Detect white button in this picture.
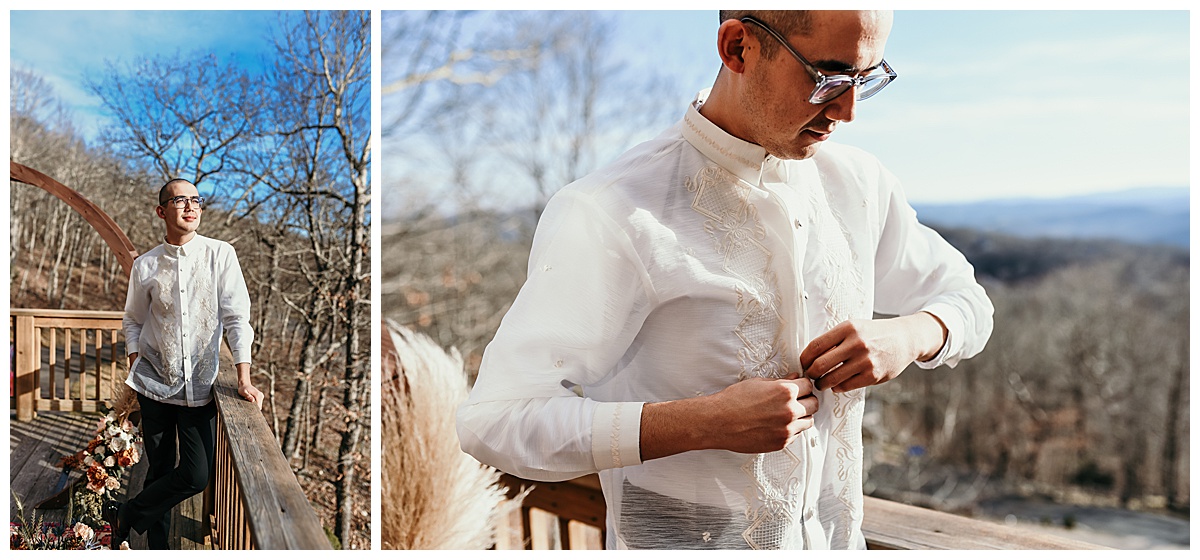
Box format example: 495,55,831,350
554,359,563,368
810,438,817,448
794,219,802,228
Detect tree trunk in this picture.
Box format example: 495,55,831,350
1161,362,1184,510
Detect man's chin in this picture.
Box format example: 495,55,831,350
769,142,822,161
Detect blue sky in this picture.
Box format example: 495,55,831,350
10,11,285,140
608,10,1191,203
9,9,1192,205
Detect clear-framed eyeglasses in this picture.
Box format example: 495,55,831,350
163,196,205,209
740,16,897,105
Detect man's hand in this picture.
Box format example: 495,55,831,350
800,312,947,393
641,374,819,461
238,383,264,410
127,353,139,368
234,362,263,410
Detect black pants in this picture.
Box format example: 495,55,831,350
126,392,217,549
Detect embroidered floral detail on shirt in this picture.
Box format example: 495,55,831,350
685,164,801,549
685,166,789,382
806,174,869,549
610,403,624,469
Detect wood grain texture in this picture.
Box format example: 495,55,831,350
212,350,332,549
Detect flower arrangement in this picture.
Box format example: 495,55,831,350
54,407,143,528
10,491,111,550
59,408,142,496
9,520,110,550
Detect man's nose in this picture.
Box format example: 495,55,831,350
823,88,859,123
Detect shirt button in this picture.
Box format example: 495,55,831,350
794,219,802,229
810,438,818,448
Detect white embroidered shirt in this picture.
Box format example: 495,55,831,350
123,234,253,407
457,91,993,550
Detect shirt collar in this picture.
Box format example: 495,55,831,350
162,234,201,257
682,88,775,185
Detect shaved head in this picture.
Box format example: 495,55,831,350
719,10,814,60
158,178,195,206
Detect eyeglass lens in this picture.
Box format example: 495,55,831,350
813,75,891,104
170,196,203,208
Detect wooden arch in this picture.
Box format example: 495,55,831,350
10,161,140,277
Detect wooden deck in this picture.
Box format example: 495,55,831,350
9,411,209,549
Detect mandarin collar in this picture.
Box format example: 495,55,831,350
162,235,200,257
682,88,782,186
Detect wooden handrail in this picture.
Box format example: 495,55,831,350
210,350,332,550
498,474,1109,550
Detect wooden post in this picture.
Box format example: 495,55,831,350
14,314,37,421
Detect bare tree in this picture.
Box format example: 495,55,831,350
269,10,371,546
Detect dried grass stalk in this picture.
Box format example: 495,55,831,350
380,320,520,549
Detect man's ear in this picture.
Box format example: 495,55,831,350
716,19,751,74
155,205,166,220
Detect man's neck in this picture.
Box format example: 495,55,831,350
697,80,755,148
165,232,197,247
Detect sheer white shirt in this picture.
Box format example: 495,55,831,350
123,234,253,407
458,91,993,549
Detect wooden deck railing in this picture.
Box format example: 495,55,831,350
11,308,125,421
210,355,332,550
10,308,331,549
498,474,1109,550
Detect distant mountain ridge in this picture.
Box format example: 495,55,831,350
912,187,1190,248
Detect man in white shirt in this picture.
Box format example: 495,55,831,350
458,11,993,549
104,178,263,549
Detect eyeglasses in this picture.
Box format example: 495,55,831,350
162,196,205,209
740,16,897,104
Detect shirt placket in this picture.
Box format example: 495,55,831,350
759,160,822,548
177,252,194,406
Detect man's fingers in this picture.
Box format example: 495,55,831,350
779,375,815,397
799,322,850,369
796,394,819,418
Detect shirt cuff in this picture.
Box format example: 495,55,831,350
915,304,961,369
125,339,140,356
591,401,644,470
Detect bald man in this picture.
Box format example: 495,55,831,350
104,178,262,549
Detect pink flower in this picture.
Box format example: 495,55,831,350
72,523,94,541
105,477,120,491
103,456,116,468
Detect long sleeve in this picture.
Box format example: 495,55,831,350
871,165,994,368
457,190,656,481
218,245,254,365
122,262,146,356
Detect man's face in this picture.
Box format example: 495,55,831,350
156,181,203,239
739,11,893,160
